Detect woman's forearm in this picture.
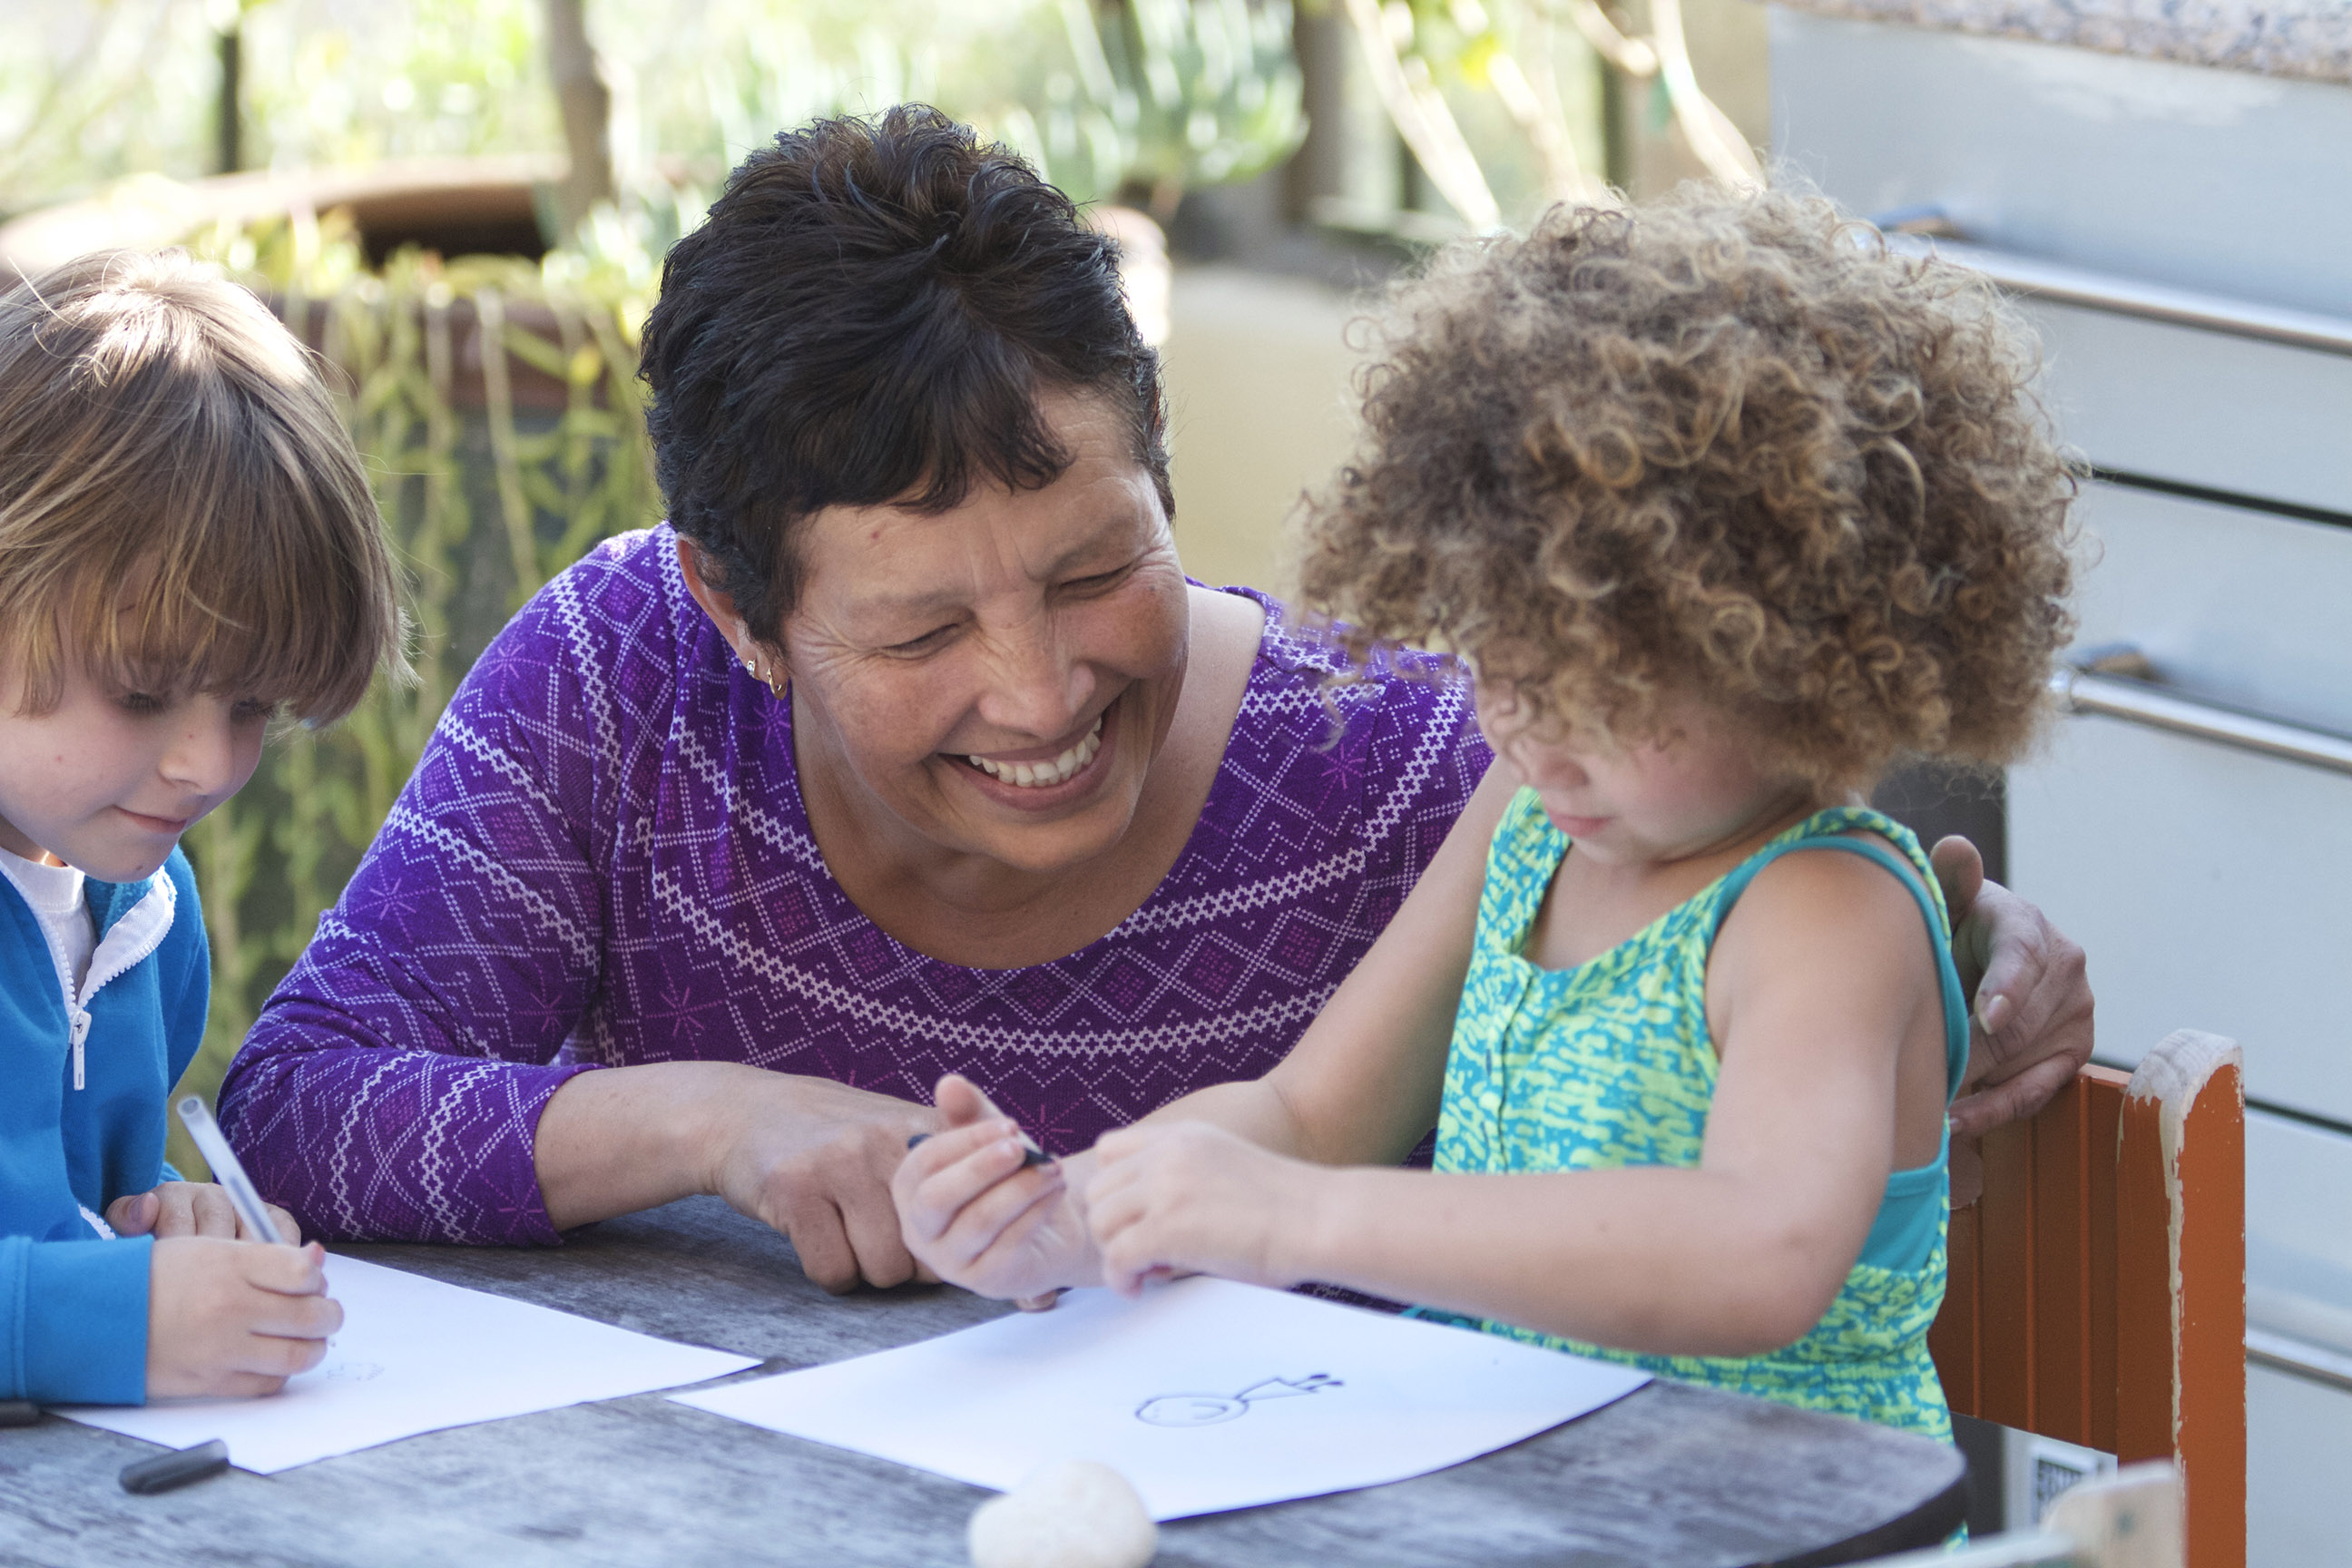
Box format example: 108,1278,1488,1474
534,1063,748,1229
1285,1165,1855,1357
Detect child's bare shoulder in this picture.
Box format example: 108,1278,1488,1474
1720,835,1940,968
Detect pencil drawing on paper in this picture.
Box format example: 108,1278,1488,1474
317,1358,385,1382
1133,1374,1343,1427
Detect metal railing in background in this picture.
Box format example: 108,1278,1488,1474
2246,1328,2352,1396
2052,651,2352,780
1885,232,2352,358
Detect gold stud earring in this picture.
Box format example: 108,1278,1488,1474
740,648,787,701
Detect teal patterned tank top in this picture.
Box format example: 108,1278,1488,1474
1426,789,1969,1442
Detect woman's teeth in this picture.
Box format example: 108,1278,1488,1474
966,716,1104,789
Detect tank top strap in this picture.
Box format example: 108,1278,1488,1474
1475,788,1573,955
1703,807,1971,1101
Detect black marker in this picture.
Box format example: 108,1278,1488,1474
906,1132,1053,1168
119,1438,230,1494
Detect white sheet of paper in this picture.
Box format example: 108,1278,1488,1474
60,1254,760,1473
674,1277,1650,1520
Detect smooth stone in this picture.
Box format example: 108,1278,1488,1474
968,1461,1161,1568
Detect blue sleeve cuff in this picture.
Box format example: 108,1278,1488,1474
6,1235,151,1405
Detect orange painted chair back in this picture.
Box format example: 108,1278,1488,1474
1930,1030,2244,1568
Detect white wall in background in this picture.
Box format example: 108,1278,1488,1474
1159,266,1370,597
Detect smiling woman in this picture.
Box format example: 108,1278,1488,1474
212,110,2094,1294
211,107,1487,1289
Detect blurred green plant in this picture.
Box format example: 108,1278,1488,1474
0,2,220,210
1331,0,1755,231
7,2,1298,222
242,0,561,169
1033,0,1308,213
163,204,670,1176
601,0,1303,217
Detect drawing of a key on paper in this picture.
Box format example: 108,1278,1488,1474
1133,1373,1342,1427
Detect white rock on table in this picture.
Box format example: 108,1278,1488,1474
967,1460,1159,1568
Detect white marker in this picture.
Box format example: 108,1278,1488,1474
174,1096,288,1245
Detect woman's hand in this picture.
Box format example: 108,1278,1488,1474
704,1073,942,1295
535,1063,940,1295
146,1238,343,1399
107,1182,301,1244
1932,837,2096,1142
895,1075,1092,1305
1087,1121,1321,1298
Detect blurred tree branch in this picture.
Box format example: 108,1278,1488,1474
544,0,614,240
1337,0,1758,234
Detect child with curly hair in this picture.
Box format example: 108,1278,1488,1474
894,184,2076,1440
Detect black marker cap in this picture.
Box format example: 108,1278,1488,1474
120,1438,230,1494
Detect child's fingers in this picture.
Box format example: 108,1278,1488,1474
1092,1124,1148,1165
953,1169,1073,1275
241,1289,344,1344
146,1183,201,1238
233,1328,334,1382
257,1201,302,1245
908,1144,1064,1269
895,1118,1027,1240
187,1183,243,1239
930,1073,1005,1132
1081,1167,1147,1259
208,1369,297,1399
1096,1223,1166,1298
103,1190,162,1237
244,1240,333,1298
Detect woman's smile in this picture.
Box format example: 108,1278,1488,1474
955,710,1110,799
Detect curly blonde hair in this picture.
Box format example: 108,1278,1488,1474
1297,184,2077,792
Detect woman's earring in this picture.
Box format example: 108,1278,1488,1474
740,648,786,701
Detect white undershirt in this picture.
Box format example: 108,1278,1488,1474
0,843,96,995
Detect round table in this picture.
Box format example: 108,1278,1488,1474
0,1197,1966,1566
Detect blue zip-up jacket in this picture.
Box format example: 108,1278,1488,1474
0,848,206,1405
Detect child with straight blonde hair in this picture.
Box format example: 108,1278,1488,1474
0,251,404,1403
896,184,2076,1440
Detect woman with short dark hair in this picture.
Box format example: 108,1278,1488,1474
219,107,2091,1290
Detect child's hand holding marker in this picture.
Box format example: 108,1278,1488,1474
895,1075,1093,1308
145,1239,340,1398
139,1098,341,1398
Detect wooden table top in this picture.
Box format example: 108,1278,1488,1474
0,1197,1966,1567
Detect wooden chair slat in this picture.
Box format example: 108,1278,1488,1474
1979,1116,2040,1428
1933,1196,1983,1413
2031,1075,2092,1444
2085,1066,2127,1456
1932,1034,2240,1568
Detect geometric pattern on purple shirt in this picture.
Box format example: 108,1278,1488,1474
219,526,1490,1245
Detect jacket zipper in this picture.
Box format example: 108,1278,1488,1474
57,878,176,1092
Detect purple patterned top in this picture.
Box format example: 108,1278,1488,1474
218,527,1489,1246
